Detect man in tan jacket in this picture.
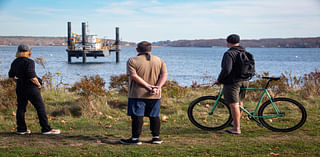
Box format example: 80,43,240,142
120,41,168,145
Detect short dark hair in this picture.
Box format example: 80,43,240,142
226,34,240,44
137,41,152,53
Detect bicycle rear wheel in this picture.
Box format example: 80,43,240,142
188,96,232,131
258,98,307,132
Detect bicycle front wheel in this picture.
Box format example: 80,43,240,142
258,98,307,132
188,96,232,131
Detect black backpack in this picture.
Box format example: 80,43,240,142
238,51,255,79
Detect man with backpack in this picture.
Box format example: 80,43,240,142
216,34,254,134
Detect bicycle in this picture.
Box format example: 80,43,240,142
187,77,307,132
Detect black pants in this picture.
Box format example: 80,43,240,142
132,116,160,138
16,86,51,132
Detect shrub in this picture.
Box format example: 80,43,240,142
299,70,320,98
35,57,67,89
162,80,188,99
108,74,188,100
109,74,128,95
0,77,16,109
70,75,107,97
69,75,107,115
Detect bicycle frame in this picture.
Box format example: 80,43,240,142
209,87,283,119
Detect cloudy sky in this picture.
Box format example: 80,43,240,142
0,0,319,42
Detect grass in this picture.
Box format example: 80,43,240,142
0,88,320,157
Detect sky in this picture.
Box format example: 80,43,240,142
0,0,320,42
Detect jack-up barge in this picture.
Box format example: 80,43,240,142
66,22,120,63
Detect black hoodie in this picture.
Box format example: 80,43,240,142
217,46,248,84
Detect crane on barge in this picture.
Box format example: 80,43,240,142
66,22,120,64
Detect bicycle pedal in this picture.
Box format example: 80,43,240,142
249,117,264,128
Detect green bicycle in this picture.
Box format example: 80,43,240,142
188,77,307,132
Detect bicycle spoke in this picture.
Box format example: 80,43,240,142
188,96,231,131
259,98,307,132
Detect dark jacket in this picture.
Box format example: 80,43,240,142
9,57,38,88
217,46,248,84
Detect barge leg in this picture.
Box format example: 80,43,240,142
115,27,120,63
116,52,119,63
82,52,86,64
68,54,71,63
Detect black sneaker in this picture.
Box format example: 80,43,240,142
151,137,163,144
120,138,142,145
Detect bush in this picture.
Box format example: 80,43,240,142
299,70,320,98
69,75,107,115
70,75,107,98
35,57,67,89
0,77,16,109
108,74,191,99
109,74,128,95
162,80,188,99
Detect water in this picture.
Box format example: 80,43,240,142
0,46,319,87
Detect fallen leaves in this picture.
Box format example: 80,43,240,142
161,115,168,122
48,117,56,121
38,152,48,156
104,124,112,128
105,115,113,119
270,152,280,156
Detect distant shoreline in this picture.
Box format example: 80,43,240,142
1,36,320,48
152,37,320,48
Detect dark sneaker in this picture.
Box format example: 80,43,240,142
151,137,163,144
120,138,142,145
16,130,31,135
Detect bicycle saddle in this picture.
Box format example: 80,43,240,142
262,77,280,80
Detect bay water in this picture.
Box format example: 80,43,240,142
0,46,319,87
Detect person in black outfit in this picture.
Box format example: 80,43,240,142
216,34,249,134
9,44,60,135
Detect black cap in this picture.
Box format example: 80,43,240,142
17,44,31,52
226,34,240,44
